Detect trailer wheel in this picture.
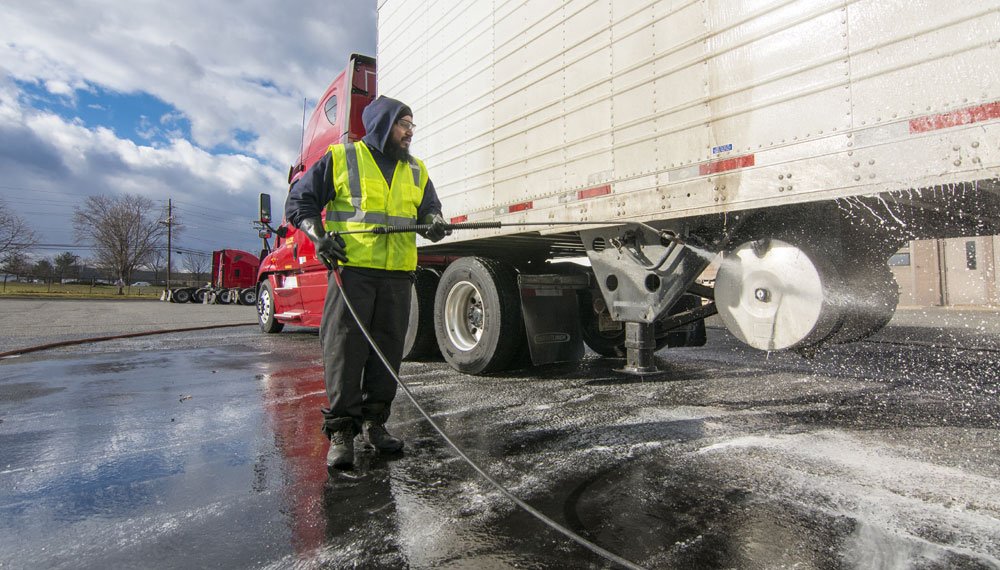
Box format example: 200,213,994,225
716,238,842,351
240,288,257,306
217,289,232,304
258,281,284,333
403,268,441,361
434,257,524,374
173,288,192,304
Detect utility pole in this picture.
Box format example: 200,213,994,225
165,199,173,289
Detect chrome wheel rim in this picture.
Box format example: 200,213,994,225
258,288,271,324
444,280,484,351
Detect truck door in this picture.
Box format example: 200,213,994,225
288,233,327,327
267,233,305,317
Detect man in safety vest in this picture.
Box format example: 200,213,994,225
284,96,448,472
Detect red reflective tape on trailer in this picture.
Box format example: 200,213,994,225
450,215,468,224
509,201,533,213
910,101,1000,133
578,185,611,200
699,154,755,176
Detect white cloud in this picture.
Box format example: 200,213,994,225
0,0,375,163
0,0,376,256
43,79,74,97
0,72,289,255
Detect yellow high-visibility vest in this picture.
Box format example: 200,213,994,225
323,142,428,271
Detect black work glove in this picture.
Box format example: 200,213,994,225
421,213,451,243
298,217,348,269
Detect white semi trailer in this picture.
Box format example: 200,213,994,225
375,0,1000,374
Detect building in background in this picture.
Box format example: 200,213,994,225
890,236,999,307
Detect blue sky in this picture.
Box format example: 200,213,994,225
15,80,194,149
0,0,377,267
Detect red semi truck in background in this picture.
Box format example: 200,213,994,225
165,248,260,305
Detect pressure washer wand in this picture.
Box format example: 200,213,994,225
332,219,689,249
331,220,500,236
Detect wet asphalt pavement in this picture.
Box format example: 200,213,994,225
1,299,1000,569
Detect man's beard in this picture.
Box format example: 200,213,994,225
384,138,410,162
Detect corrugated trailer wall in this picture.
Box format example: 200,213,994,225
376,0,1000,241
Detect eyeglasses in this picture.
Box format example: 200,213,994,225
396,119,416,131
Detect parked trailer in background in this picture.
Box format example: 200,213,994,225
257,3,1000,375
165,249,260,305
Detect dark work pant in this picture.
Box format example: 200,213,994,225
320,267,411,427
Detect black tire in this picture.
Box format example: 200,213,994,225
434,257,525,375
193,288,209,304
827,262,899,344
173,288,192,304
403,268,441,361
217,289,232,304
240,288,257,306
257,281,284,333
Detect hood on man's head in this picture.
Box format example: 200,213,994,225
361,96,412,153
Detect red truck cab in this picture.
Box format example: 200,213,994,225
256,54,376,331
212,249,259,289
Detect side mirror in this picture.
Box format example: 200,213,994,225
259,193,272,224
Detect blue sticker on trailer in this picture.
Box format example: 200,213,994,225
712,143,733,154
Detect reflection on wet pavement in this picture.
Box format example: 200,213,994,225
2,324,1000,569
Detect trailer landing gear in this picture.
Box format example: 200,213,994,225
619,322,658,374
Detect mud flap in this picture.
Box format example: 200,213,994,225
519,274,586,366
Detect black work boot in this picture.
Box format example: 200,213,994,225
323,417,357,471
356,419,404,453
327,428,355,470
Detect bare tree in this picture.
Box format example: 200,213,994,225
182,253,210,285
0,197,39,258
73,194,168,294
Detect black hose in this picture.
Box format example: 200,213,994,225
0,323,257,359
331,268,647,570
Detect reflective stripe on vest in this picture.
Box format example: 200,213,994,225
324,142,428,271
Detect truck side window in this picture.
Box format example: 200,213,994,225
324,95,337,125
